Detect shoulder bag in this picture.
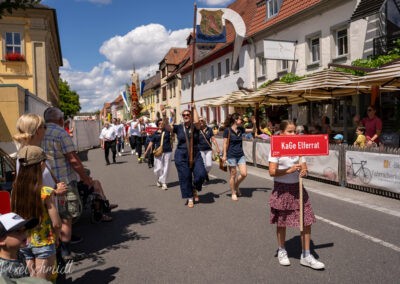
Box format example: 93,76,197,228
153,131,165,157
219,129,230,172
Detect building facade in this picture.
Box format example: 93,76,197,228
0,4,62,152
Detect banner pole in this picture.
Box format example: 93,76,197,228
189,2,197,169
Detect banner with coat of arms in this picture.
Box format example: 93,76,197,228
196,9,226,44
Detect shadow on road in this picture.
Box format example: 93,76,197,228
71,208,156,261
61,266,119,284
284,236,334,260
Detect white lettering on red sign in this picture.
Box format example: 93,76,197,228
298,142,320,149
281,142,297,150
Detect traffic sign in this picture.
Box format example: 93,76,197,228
270,134,329,157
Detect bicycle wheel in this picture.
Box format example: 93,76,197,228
346,164,355,181
359,167,372,184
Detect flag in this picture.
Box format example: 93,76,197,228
121,90,130,111
195,8,245,69
140,80,145,97
196,8,226,44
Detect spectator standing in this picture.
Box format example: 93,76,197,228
42,107,94,261
333,134,344,144
353,126,367,148
268,120,324,270
99,121,117,165
12,145,62,280
354,105,382,147
0,213,38,279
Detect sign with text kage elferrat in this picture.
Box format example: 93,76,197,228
271,135,329,157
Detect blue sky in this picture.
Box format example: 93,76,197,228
41,0,235,112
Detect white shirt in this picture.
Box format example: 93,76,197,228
129,121,141,136
115,124,126,138
99,126,117,141
268,150,303,184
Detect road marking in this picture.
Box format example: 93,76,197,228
316,215,400,253
308,188,400,218
244,166,400,218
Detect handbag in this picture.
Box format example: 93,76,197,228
153,131,165,157
200,128,218,161
220,129,230,172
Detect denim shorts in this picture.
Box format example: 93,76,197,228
226,156,246,167
20,243,56,260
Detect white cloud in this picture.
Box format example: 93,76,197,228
61,24,191,112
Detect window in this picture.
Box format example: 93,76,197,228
217,62,222,78
5,32,22,54
257,56,266,76
210,65,215,80
336,29,348,56
267,0,281,18
225,58,230,75
281,60,288,70
310,37,320,63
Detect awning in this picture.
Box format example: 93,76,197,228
350,59,400,88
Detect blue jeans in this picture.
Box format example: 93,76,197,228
226,156,246,167
20,243,56,260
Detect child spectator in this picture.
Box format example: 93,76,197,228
0,213,38,279
354,126,367,148
333,134,344,144
11,145,62,281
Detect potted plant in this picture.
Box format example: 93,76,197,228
5,52,25,62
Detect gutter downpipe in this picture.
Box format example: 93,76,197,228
248,36,259,167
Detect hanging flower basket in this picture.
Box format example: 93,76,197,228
5,52,25,62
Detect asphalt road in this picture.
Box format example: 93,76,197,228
61,147,400,284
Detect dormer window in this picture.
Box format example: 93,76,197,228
267,0,282,18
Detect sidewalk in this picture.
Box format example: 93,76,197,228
245,164,400,218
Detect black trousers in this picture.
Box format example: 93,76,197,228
104,140,116,164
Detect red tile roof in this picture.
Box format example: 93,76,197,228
176,0,323,74
247,0,322,36
164,47,187,65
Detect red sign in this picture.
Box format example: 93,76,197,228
270,134,329,157
145,127,158,135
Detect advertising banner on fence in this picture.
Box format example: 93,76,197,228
305,150,339,182
346,151,400,193
271,135,329,157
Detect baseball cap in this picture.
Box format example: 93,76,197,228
333,134,344,140
18,145,51,167
0,213,38,238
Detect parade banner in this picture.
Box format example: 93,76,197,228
305,150,339,182
346,151,400,193
145,127,158,135
270,135,329,157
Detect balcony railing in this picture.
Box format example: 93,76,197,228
373,35,400,56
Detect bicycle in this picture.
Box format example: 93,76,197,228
346,157,372,184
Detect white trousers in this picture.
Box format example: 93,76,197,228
200,150,213,173
154,152,172,184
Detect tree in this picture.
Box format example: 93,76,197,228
59,78,81,118
0,0,41,18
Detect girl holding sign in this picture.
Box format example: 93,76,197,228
268,120,325,270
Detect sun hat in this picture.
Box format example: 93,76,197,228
0,213,38,237
333,134,344,140
18,145,51,167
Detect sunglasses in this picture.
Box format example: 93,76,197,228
182,113,191,117
367,109,373,112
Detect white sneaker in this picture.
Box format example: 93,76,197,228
131,150,134,155
135,152,138,156
156,180,162,187
277,250,290,266
161,183,168,190
118,152,122,156
121,149,124,153
300,254,325,270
